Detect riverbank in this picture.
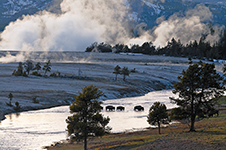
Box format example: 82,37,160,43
1,52,222,122
46,109,226,150
0,52,199,122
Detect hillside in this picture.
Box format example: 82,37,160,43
0,52,193,120
0,0,226,32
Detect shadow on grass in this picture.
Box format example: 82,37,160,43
102,144,142,150
198,131,226,135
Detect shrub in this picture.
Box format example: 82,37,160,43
130,68,136,73
13,102,21,112
50,72,57,77
5,102,13,107
32,96,39,103
31,71,42,76
22,71,28,77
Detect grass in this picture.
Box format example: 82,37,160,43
47,110,226,150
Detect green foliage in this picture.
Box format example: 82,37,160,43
12,62,24,76
32,96,39,103
130,68,136,73
66,85,110,150
6,92,13,106
50,72,57,77
33,62,42,73
22,71,28,77
24,60,34,75
85,42,112,52
170,62,225,131
188,57,192,64
43,60,51,76
113,65,121,80
169,107,189,120
121,67,130,81
13,101,21,112
84,28,226,60
147,102,169,134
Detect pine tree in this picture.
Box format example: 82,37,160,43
113,65,121,80
24,60,34,75
43,60,51,76
66,85,110,150
7,92,13,106
34,62,41,73
121,67,130,81
147,102,169,134
170,63,224,131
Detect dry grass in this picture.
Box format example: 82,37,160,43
47,110,226,150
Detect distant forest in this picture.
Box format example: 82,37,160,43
86,28,226,61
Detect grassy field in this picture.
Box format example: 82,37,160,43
46,109,226,150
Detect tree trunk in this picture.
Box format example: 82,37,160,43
115,74,118,80
123,74,125,81
84,137,87,150
158,122,161,134
190,114,196,132
190,94,196,132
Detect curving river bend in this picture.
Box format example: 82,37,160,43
0,90,176,150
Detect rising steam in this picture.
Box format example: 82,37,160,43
0,0,130,51
128,3,223,47
0,0,223,63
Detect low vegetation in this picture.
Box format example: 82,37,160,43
47,62,226,150
13,102,21,112
47,110,226,150
12,60,52,77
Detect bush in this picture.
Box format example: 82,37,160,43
5,102,13,107
32,96,39,103
13,102,21,112
31,71,42,76
22,71,28,77
50,72,57,77
130,68,136,73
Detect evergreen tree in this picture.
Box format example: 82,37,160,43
43,60,51,76
12,62,23,76
121,67,130,81
113,65,121,80
170,63,224,131
34,62,41,73
7,92,13,106
66,85,110,150
13,102,21,112
147,102,169,134
24,60,34,75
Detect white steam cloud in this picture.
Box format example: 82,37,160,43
0,0,223,63
128,3,223,47
0,0,130,51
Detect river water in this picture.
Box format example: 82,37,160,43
0,90,176,150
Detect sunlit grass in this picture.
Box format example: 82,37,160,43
48,110,226,150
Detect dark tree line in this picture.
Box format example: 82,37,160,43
12,60,51,77
86,28,226,60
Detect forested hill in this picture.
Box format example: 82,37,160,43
1,0,226,32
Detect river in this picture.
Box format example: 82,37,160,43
0,90,176,150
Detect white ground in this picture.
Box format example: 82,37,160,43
0,52,223,120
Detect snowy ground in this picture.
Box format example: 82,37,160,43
0,52,222,120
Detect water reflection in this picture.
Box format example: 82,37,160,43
0,90,176,150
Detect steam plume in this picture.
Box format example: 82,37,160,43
0,1,223,63
128,3,223,47
0,0,129,51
